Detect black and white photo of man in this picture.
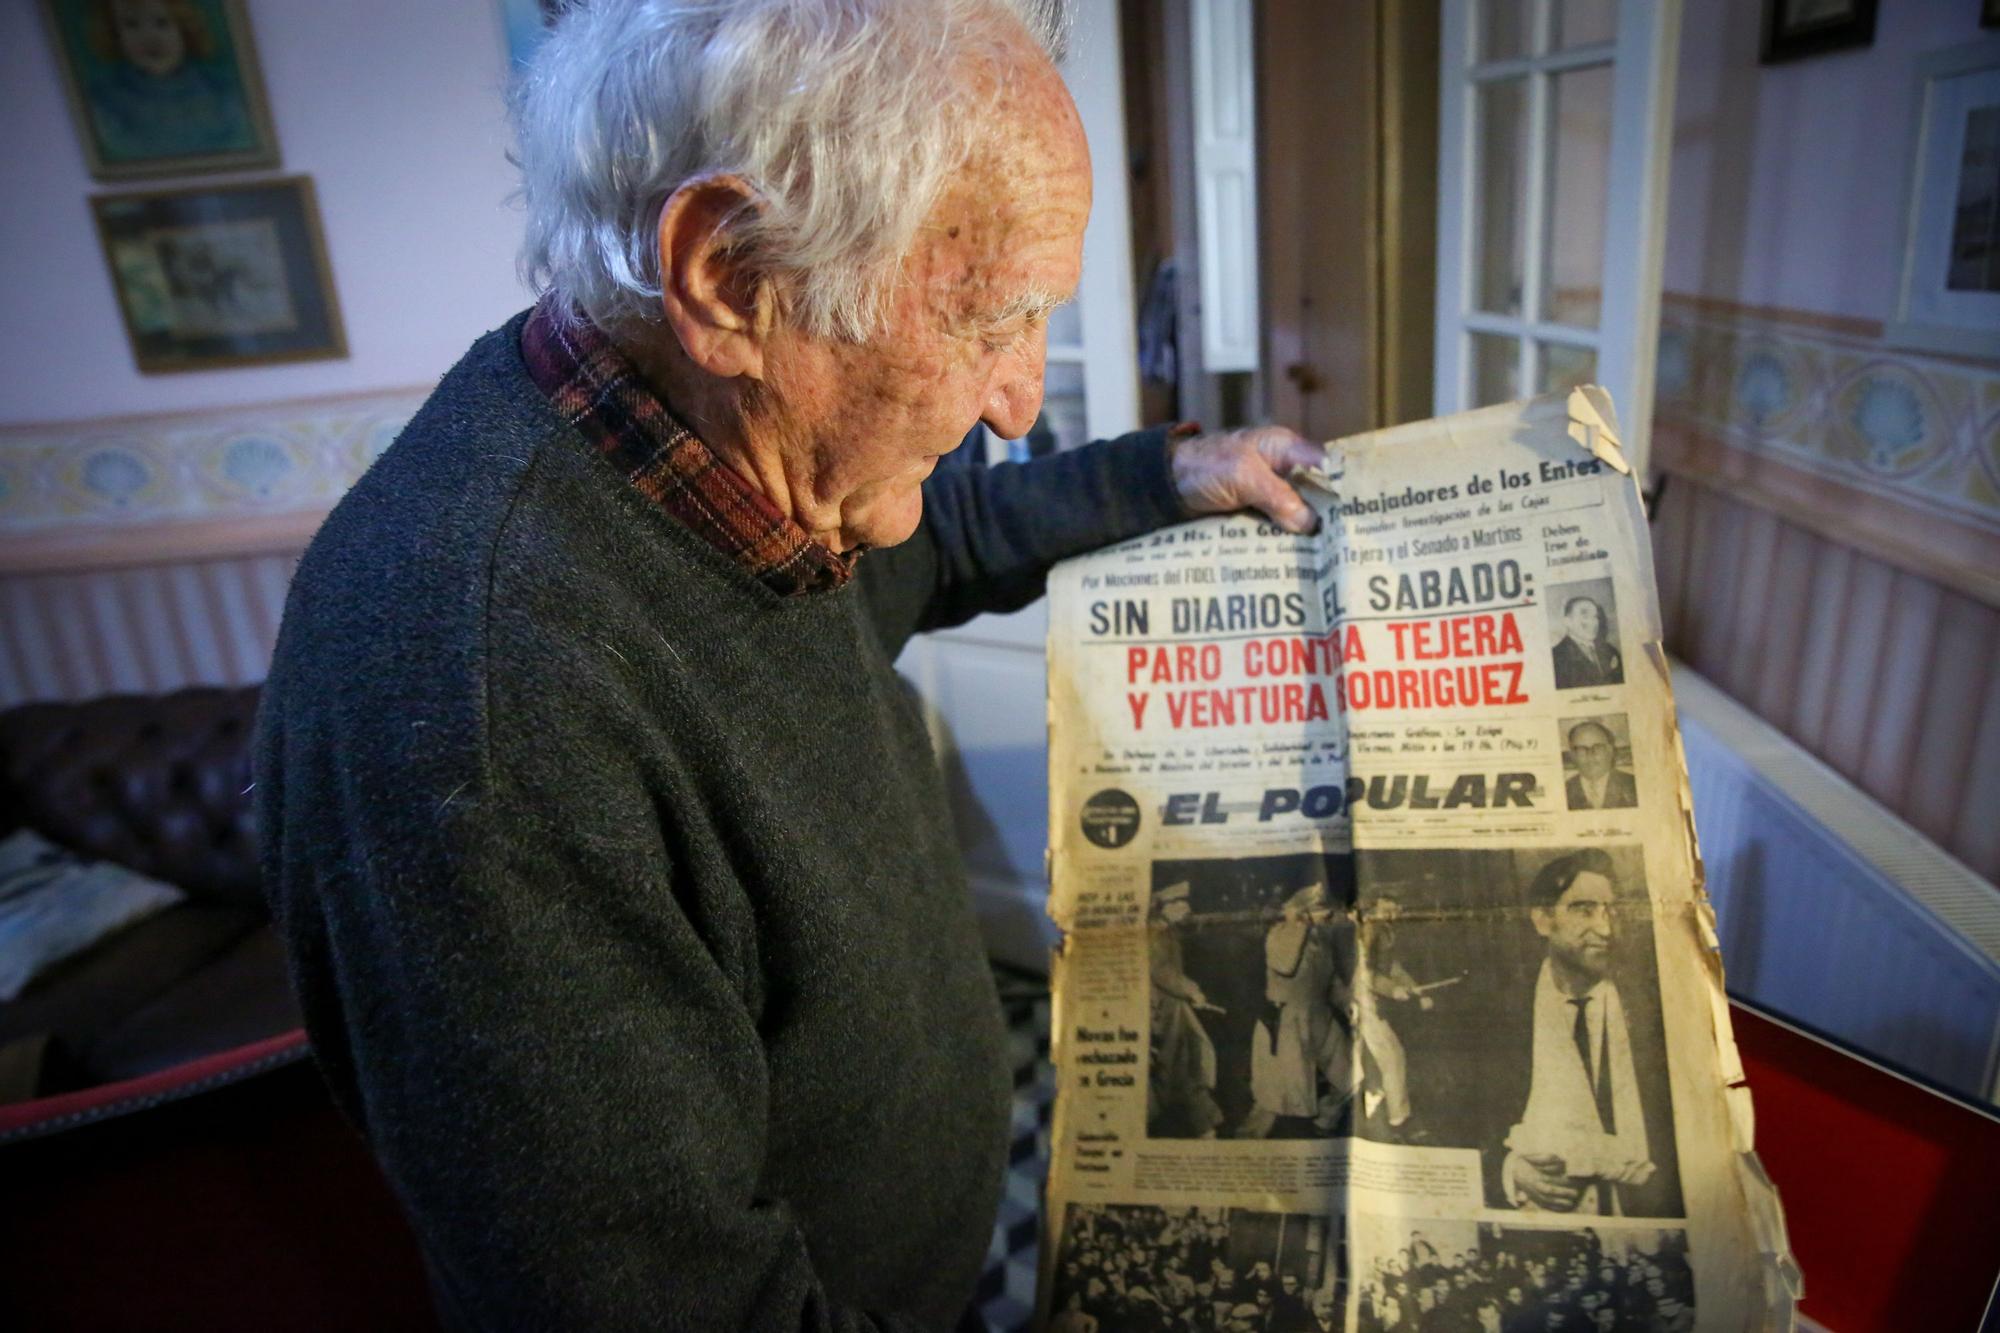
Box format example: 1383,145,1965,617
1149,880,1225,1138
1487,849,1679,1216
1547,578,1624,690
1561,715,1638,811
1352,896,1429,1144
1244,879,1354,1140
1144,854,1359,1141
1334,847,1681,1213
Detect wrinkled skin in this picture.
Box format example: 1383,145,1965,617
635,23,1320,554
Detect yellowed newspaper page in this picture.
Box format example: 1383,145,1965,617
1039,390,1796,1333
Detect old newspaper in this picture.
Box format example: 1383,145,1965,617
1039,390,1797,1332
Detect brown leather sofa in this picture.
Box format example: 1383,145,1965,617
0,686,298,1095
0,686,436,1331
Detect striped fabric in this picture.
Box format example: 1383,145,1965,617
520,299,855,597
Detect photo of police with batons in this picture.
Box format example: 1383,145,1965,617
1039,389,1799,1331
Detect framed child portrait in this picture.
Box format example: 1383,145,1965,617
92,176,346,373
40,0,280,180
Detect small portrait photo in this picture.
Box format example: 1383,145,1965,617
1560,713,1638,812
1147,853,1357,1142
1351,845,1683,1217
91,177,345,373
1046,1202,1346,1333
1546,577,1624,691
39,0,279,179
1351,1215,1695,1333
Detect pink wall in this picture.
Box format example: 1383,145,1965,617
1666,0,1992,320
0,1,533,423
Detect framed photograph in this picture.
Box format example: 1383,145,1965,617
1760,0,1878,64
91,176,346,374
1890,40,2000,357
39,0,279,180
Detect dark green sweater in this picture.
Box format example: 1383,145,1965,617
255,314,1184,1331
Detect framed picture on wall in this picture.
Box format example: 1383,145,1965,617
1890,40,2000,357
39,0,280,180
1760,0,1878,65
91,176,346,374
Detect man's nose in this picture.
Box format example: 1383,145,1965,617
980,335,1048,442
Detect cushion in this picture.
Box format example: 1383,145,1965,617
0,902,263,1048
0,830,184,1002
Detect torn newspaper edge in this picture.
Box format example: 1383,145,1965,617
1040,389,1797,1332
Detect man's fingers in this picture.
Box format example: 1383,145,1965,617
1230,441,1318,534
1271,436,1329,475
1256,470,1318,534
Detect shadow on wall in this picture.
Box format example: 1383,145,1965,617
1685,0,1764,304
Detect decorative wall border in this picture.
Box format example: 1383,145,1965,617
1655,294,2000,535
1655,294,2000,606
0,385,430,540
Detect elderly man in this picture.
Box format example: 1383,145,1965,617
1562,720,1637,811
1484,851,1679,1218
254,2,1319,1330
1550,596,1623,690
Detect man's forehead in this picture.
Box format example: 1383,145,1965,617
1559,871,1614,904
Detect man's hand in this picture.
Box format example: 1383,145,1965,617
1507,1152,1585,1211
1170,425,1326,534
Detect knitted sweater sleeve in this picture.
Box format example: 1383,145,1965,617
856,426,1189,654
261,616,929,1333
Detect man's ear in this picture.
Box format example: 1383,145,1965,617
1529,906,1554,940
655,174,775,380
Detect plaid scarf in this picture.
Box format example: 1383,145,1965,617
519,299,855,596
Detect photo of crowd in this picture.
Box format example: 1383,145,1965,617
1354,1221,1695,1332
1046,1203,1345,1333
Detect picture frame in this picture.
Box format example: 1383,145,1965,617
91,176,347,374
1889,40,2000,358
1760,0,1878,65
39,0,280,180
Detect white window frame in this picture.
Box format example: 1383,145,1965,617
1434,0,1680,477
1189,0,1261,374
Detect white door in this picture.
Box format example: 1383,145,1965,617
899,0,1142,971
1433,0,1680,477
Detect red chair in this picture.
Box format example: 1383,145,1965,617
1732,999,2000,1331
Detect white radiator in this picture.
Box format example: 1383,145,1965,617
1676,662,2000,1103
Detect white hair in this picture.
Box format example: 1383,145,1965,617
512,0,1074,341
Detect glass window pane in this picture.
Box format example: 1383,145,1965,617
1476,78,1529,317
1046,299,1082,348
1480,0,1532,62
1553,0,1616,49
1538,341,1597,394
1472,332,1522,406
1010,359,1087,459
1543,63,1613,329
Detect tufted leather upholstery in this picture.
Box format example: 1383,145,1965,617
0,687,262,908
